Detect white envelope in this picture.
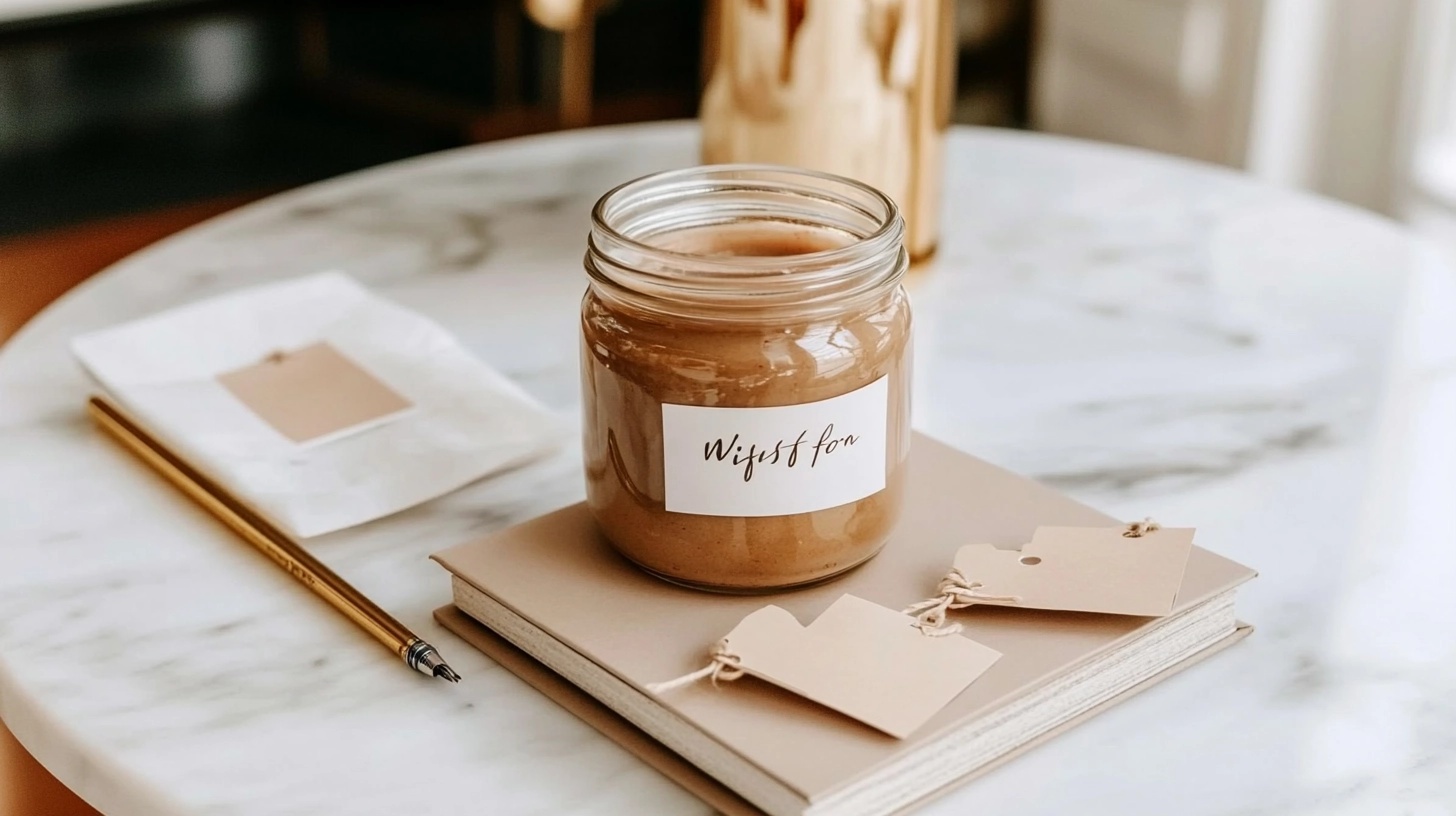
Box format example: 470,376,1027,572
72,271,562,538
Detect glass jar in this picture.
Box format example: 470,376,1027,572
580,165,912,592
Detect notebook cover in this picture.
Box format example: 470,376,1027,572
432,434,1257,802
434,605,1252,816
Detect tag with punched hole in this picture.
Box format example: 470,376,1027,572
653,595,1002,739
951,524,1196,617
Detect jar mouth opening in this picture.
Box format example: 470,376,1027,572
586,165,907,317
590,164,902,273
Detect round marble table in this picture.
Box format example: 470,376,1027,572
3,123,1455,815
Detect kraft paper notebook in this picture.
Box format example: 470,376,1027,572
432,435,1256,816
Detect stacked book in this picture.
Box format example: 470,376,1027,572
433,435,1255,816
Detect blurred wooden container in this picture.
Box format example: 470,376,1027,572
701,0,956,261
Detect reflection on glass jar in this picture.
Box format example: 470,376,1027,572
581,165,913,592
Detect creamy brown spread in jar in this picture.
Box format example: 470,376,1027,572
581,166,912,592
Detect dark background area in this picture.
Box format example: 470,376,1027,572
0,0,1031,238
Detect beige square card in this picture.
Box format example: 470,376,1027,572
217,341,413,444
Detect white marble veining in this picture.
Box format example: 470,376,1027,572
1,123,1453,815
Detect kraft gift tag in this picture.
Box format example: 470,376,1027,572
948,523,1197,618
649,595,1001,738
217,341,413,444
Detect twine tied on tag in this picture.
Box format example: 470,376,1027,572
263,349,288,364
902,568,1022,637
1123,517,1161,537
645,639,744,694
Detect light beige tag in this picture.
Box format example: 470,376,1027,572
217,341,413,444
723,595,1001,738
951,524,1196,617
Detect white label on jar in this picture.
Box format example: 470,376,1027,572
661,377,888,517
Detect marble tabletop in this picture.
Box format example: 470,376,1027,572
2,122,1454,815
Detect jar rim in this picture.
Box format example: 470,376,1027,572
589,163,902,272
586,164,907,319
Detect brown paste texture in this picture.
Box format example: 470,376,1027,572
581,224,912,591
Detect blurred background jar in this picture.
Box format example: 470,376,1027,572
700,0,956,261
